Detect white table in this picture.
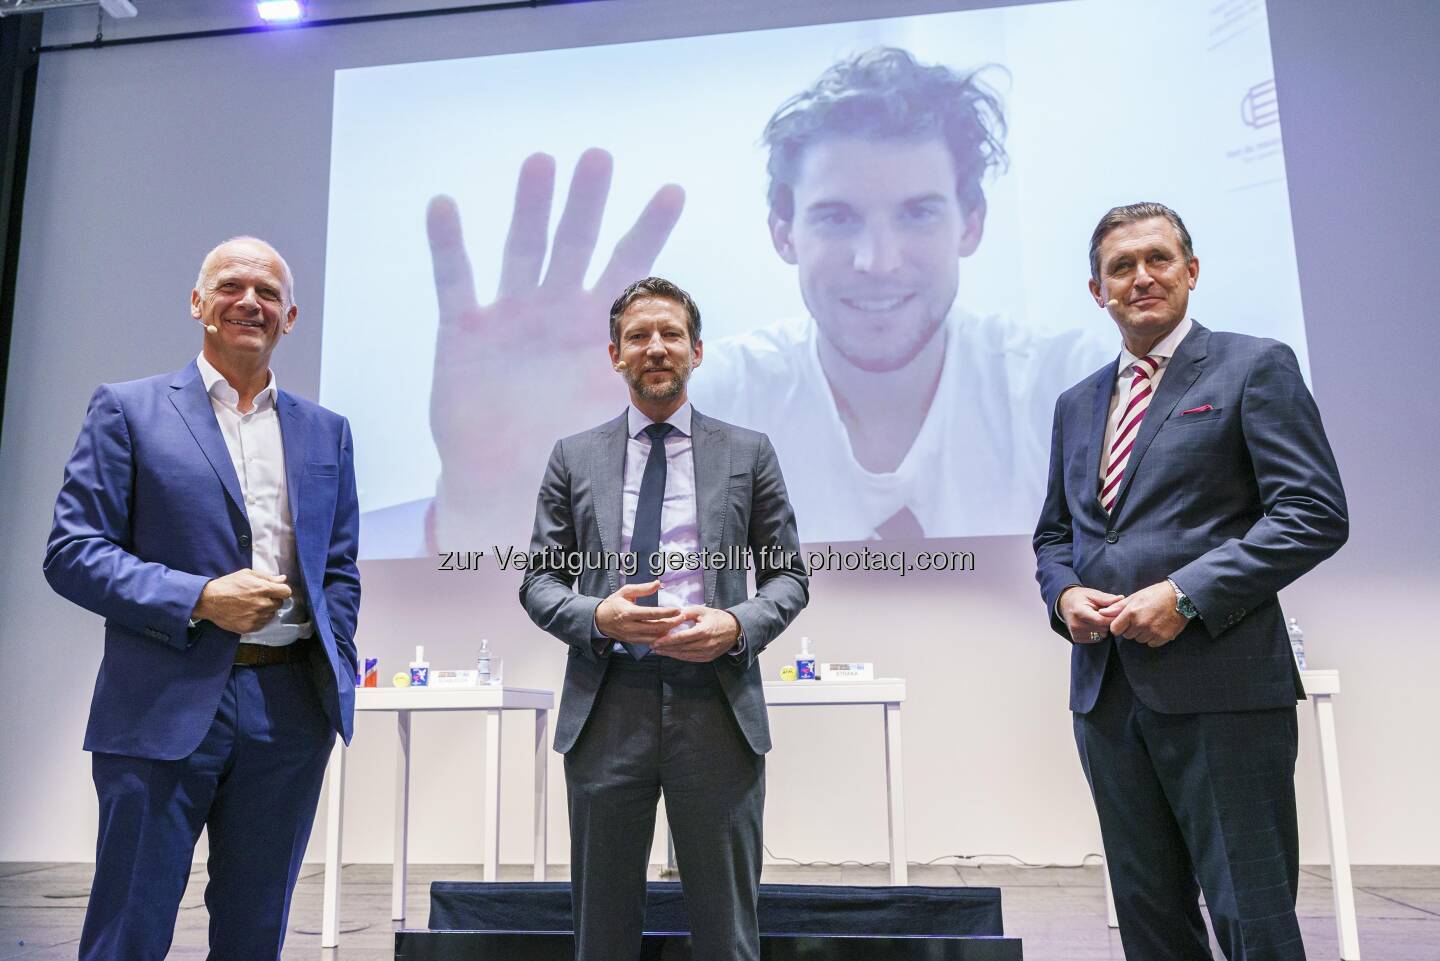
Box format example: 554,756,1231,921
1102,669,1360,959
319,685,554,948
659,678,909,885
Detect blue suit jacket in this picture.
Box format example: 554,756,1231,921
519,409,809,755
1033,322,1347,714
45,360,361,759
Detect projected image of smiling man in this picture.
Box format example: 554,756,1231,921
691,48,1109,540
379,46,1112,557
776,110,977,376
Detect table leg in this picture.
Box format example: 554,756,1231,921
392,710,412,922
533,709,548,881
883,701,909,886
1103,855,1118,928
321,737,346,947
1313,693,1361,959
484,708,503,881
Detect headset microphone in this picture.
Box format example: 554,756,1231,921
199,319,219,334
1105,299,1120,310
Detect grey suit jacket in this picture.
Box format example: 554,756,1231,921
520,408,809,754
1034,322,1348,714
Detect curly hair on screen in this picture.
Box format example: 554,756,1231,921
762,47,1009,221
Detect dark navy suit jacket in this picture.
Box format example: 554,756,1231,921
1034,322,1347,715
45,360,361,759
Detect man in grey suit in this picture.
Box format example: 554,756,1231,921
520,276,809,961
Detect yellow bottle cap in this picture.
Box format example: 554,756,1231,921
392,671,411,687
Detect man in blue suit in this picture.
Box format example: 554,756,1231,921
44,236,361,960
1033,204,1347,960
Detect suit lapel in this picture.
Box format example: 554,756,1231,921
1110,322,1210,517
277,391,306,533
169,362,246,517
691,409,730,606
592,411,629,592
1086,363,1118,501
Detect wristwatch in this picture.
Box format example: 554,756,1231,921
1167,578,1198,620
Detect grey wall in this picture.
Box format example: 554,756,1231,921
1,0,1436,866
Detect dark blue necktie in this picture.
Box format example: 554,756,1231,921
624,422,674,659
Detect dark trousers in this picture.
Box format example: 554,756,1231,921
80,661,334,961
564,655,765,961
1075,652,1304,961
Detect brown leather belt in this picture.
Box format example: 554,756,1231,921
234,641,308,667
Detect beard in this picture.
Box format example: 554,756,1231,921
626,362,690,401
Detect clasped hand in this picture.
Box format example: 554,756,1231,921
594,581,739,663
1060,581,1188,649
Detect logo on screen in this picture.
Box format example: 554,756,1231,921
1241,79,1278,129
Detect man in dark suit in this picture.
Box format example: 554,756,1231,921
1033,203,1347,960
520,276,809,961
45,237,361,960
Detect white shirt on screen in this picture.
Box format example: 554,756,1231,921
196,352,312,646
690,309,1113,542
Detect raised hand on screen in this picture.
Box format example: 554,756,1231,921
426,148,684,548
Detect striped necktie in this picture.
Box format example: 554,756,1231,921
1100,355,1159,514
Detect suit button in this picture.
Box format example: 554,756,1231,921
239,534,251,548
1105,530,1119,544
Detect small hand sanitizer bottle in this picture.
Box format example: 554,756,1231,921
476,638,492,684
796,636,817,681
409,645,430,687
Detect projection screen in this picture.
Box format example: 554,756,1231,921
320,0,1304,558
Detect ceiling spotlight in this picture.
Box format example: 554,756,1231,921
257,0,304,22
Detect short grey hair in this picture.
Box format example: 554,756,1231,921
1088,203,1194,281
195,236,296,304
608,276,701,346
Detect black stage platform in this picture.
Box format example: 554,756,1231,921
396,930,1024,959
403,881,1022,959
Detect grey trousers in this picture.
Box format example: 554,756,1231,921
564,654,765,961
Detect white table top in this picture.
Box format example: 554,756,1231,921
355,685,554,712
763,678,906,705
1300,669,1339,696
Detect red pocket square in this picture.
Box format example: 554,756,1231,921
1180,405,1214,415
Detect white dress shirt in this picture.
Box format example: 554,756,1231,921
1099,317,1194,487
196,353,311,646
621,402,703,619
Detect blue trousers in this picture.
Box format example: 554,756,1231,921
80,662,334,961
1075,652,1304,961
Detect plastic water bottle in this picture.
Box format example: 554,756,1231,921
476,638,492,684
1287,617,1306,670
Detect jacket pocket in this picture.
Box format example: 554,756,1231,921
1167,407,1223,427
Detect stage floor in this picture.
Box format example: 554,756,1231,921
1,861,1435,959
